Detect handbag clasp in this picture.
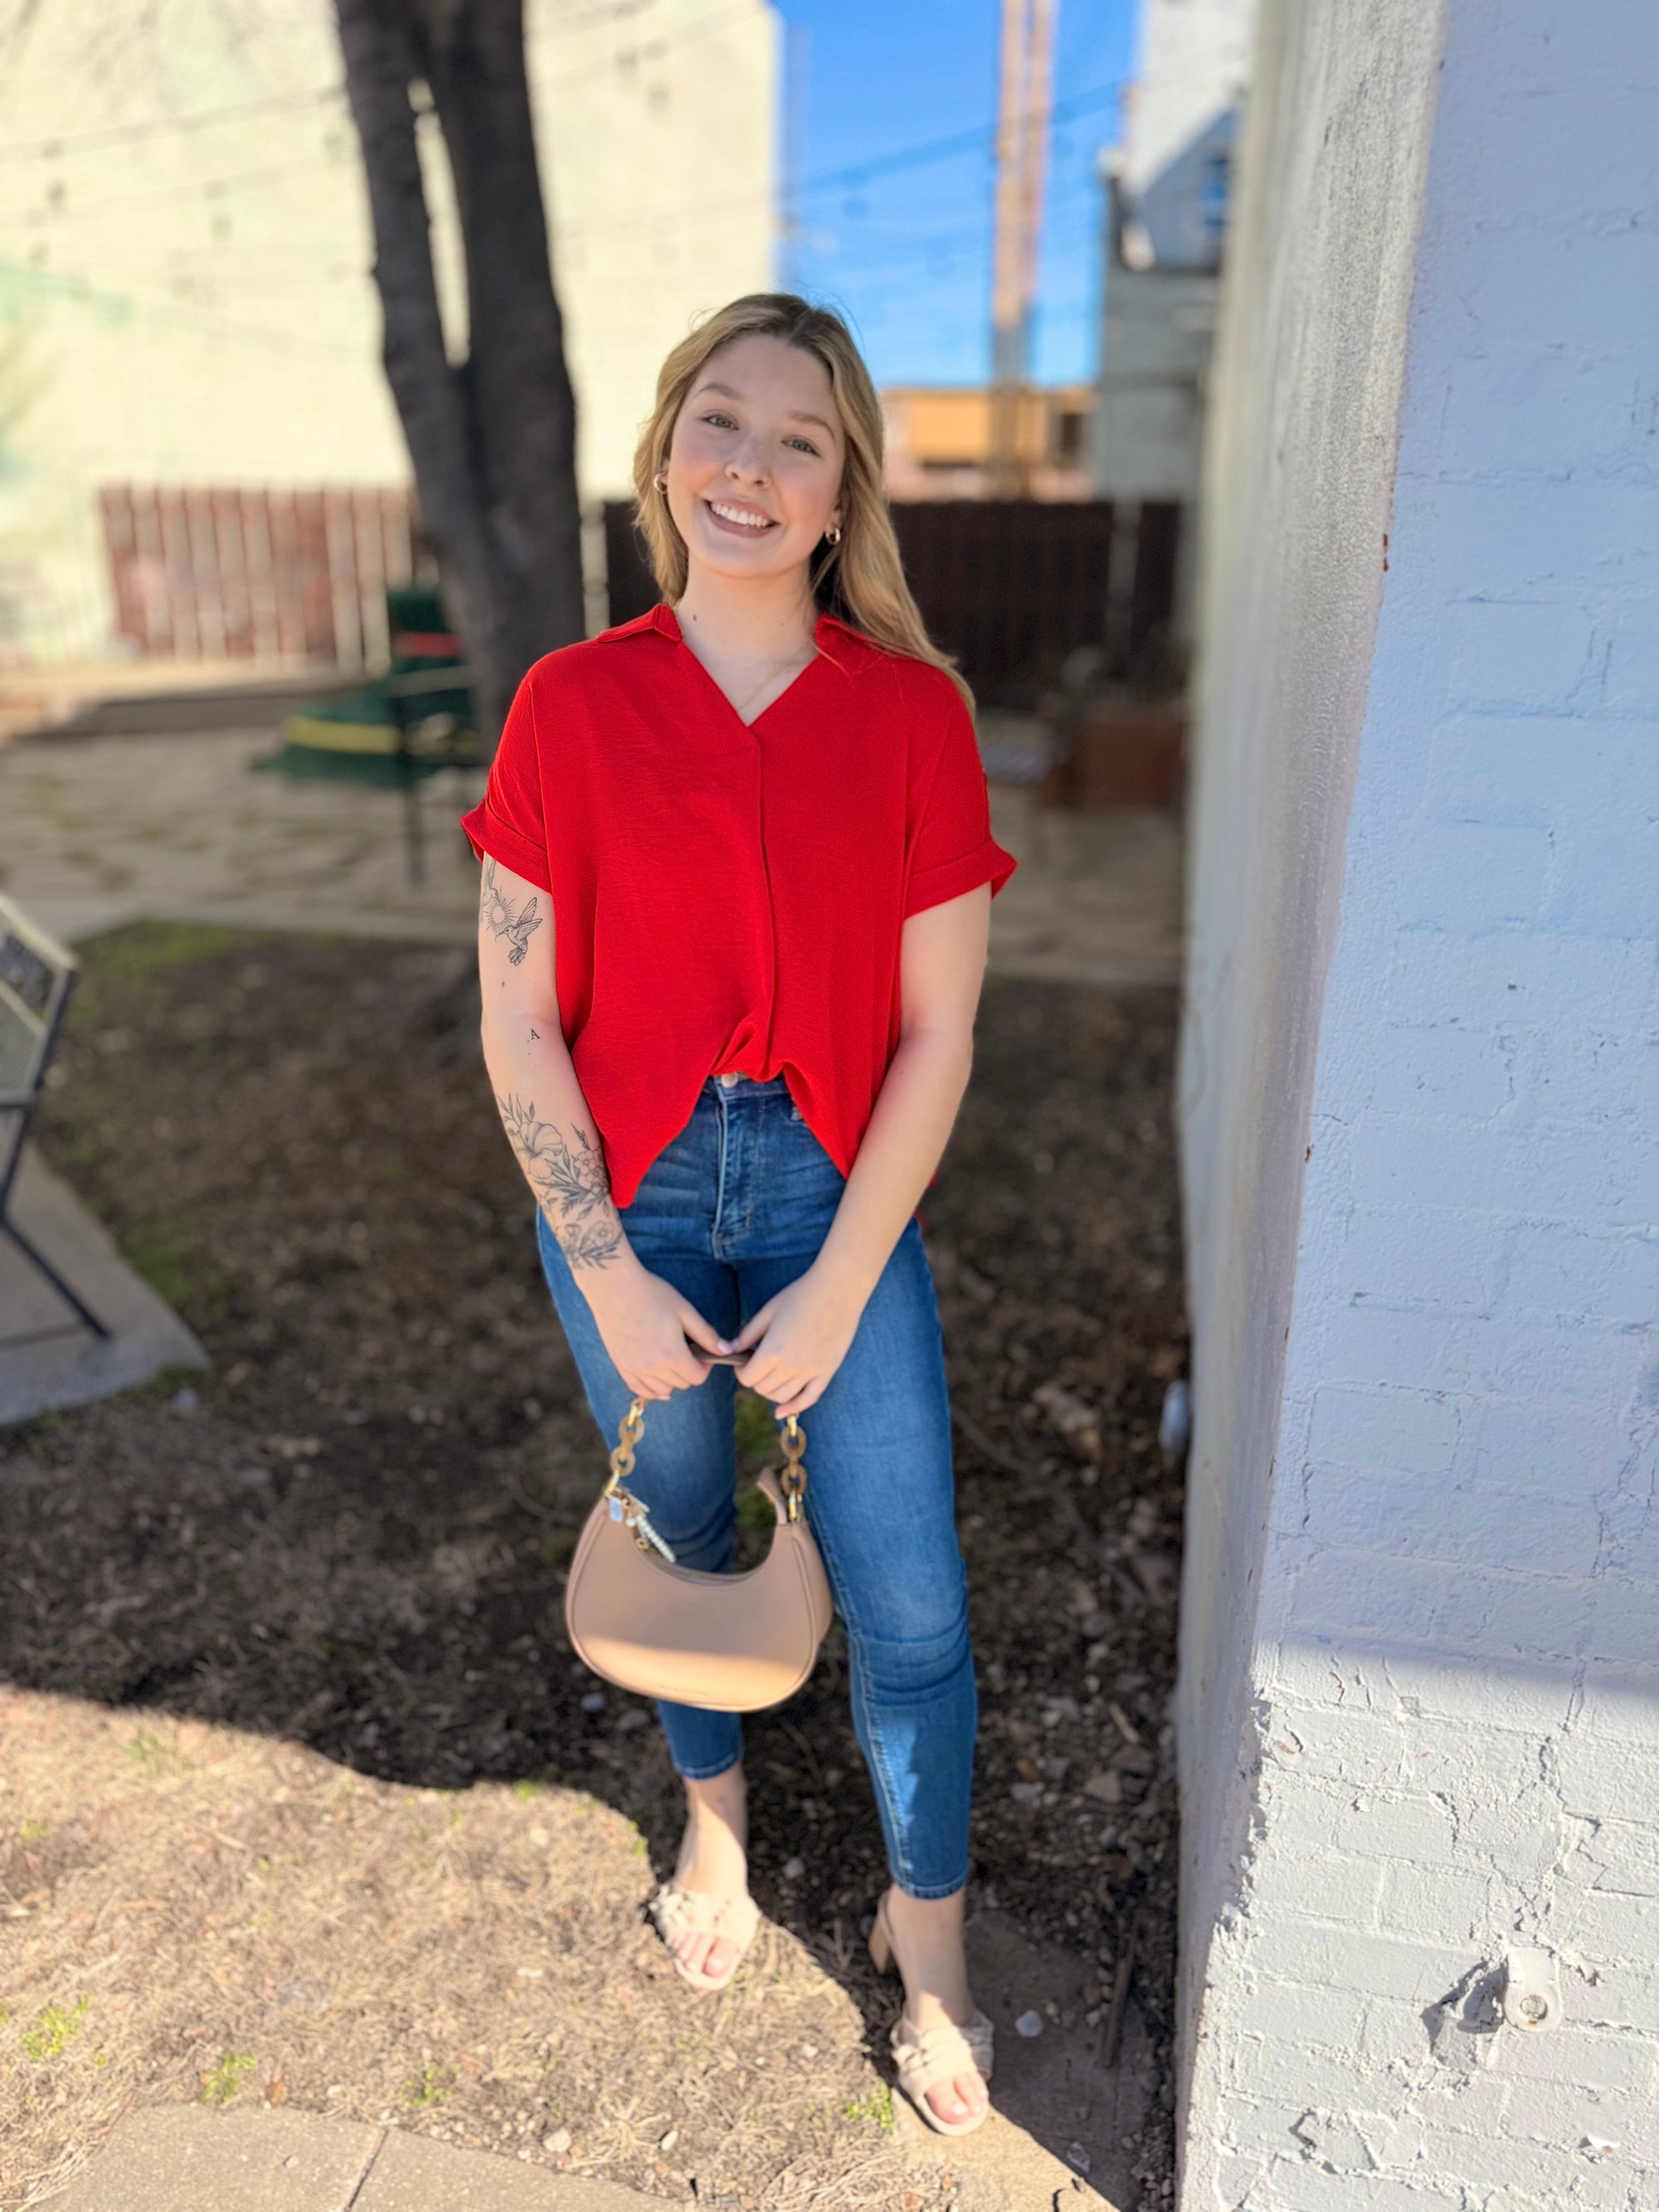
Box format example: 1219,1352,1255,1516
603,1397,678,1561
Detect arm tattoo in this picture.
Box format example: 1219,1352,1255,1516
481,859,543,967
496,1093,622,1271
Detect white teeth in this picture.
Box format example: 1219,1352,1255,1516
708,501,771,529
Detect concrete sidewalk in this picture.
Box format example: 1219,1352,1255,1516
49,2098,1113,2212
51,2107,659,2212
0,1143,207,1425
0,726,1184,991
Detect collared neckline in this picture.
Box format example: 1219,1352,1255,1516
603,601,858,656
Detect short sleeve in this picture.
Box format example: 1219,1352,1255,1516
459,664,552,892
902,680,1020,919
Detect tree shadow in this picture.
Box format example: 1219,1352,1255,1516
1,921,1188,2199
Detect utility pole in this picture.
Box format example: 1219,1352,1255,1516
990,0,1056,498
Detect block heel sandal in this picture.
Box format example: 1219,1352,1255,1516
868,1889,995,2137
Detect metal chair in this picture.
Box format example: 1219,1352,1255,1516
0,897,109,1339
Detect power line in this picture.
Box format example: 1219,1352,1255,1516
0,0,757,167
0,84,345,164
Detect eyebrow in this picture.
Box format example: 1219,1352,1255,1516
692,380,839,437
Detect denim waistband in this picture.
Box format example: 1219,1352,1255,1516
699,1070,791,1099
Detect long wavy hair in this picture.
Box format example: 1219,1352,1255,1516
630,293,974,711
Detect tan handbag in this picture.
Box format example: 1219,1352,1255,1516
563,1395,834,1713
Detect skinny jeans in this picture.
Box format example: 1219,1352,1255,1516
536,1070,976,1900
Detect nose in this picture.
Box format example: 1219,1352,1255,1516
724,429,770,484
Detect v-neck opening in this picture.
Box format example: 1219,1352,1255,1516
660,603,831,732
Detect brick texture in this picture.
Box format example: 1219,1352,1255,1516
1178,0,1659,2205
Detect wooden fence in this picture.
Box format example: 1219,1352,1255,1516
605,496,1183,703
99,485,417,668
100,485,1182,702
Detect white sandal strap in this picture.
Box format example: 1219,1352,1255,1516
649,1882,760,1949
890,2007,995,2093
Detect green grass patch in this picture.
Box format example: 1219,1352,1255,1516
67,919,251,1031
79,919,246,984
20,1995,90,2063
121,1219,197,1310
120,1359,209,1406
733,1393,779,1459
124,1728,182,1772
119,1219,230,1324
401,2062,455,2110
198,2051,258,2104
736,1483,776,1531
843,2085,895,2132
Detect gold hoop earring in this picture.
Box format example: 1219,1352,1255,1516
825,523,843,546
654,471,668,492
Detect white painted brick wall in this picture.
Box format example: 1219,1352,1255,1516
1177,0,1659,2205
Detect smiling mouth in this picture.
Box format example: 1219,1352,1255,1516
704,499,777,534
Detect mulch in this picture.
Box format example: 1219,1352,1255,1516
1,920,1186,2209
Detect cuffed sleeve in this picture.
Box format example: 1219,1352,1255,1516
902,833,1019,918
902,683,1019,919
459,664,552,892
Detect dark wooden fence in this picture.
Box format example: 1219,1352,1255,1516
99,485,416,668
605,497,1181,705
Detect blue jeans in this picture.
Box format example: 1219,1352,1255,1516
536,1071,977,1899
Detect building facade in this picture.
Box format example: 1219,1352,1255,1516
880,383,1096,503
1092,0,1258,642
0,0,777,663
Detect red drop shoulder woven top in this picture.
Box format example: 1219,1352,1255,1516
460,601,1019,1210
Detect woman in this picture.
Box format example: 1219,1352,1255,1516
461,293,1018,2137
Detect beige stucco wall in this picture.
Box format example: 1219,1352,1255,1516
0,0,777,661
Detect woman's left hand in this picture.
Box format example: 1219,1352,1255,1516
723,1263,864,1420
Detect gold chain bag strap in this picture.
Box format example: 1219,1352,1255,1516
563,1396,834,1714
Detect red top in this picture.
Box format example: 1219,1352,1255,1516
460,601,1019,1210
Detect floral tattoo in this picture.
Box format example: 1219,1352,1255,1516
497,1093,620,1271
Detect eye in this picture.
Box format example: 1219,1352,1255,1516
786,435,821,455
703,410,738,430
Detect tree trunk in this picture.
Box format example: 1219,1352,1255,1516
333,0,586,751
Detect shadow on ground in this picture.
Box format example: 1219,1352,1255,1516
0,923,1186,2210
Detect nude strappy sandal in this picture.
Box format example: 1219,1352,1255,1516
647,1876,761,1994
868,1889,995,2137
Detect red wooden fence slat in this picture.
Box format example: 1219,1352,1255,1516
124,486,165,658
95,481,417,665
211,489,252,657
293,490,333,660
182,489,221,659
241,490,280,660
321,487,358,668
100,488,144,654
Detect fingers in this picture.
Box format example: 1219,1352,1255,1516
624,1374,671,1403
626,1339,727,1400
731,1360,823,1421
679,1306,727,1357
727,1300,775,1354
771,1384,823,1420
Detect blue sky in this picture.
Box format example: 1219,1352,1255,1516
770,0,1138,389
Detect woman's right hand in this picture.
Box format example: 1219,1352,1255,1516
582,1261,727,1402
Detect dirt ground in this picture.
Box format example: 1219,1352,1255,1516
0,921,1188,2210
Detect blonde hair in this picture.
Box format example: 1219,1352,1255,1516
630,293,974,712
